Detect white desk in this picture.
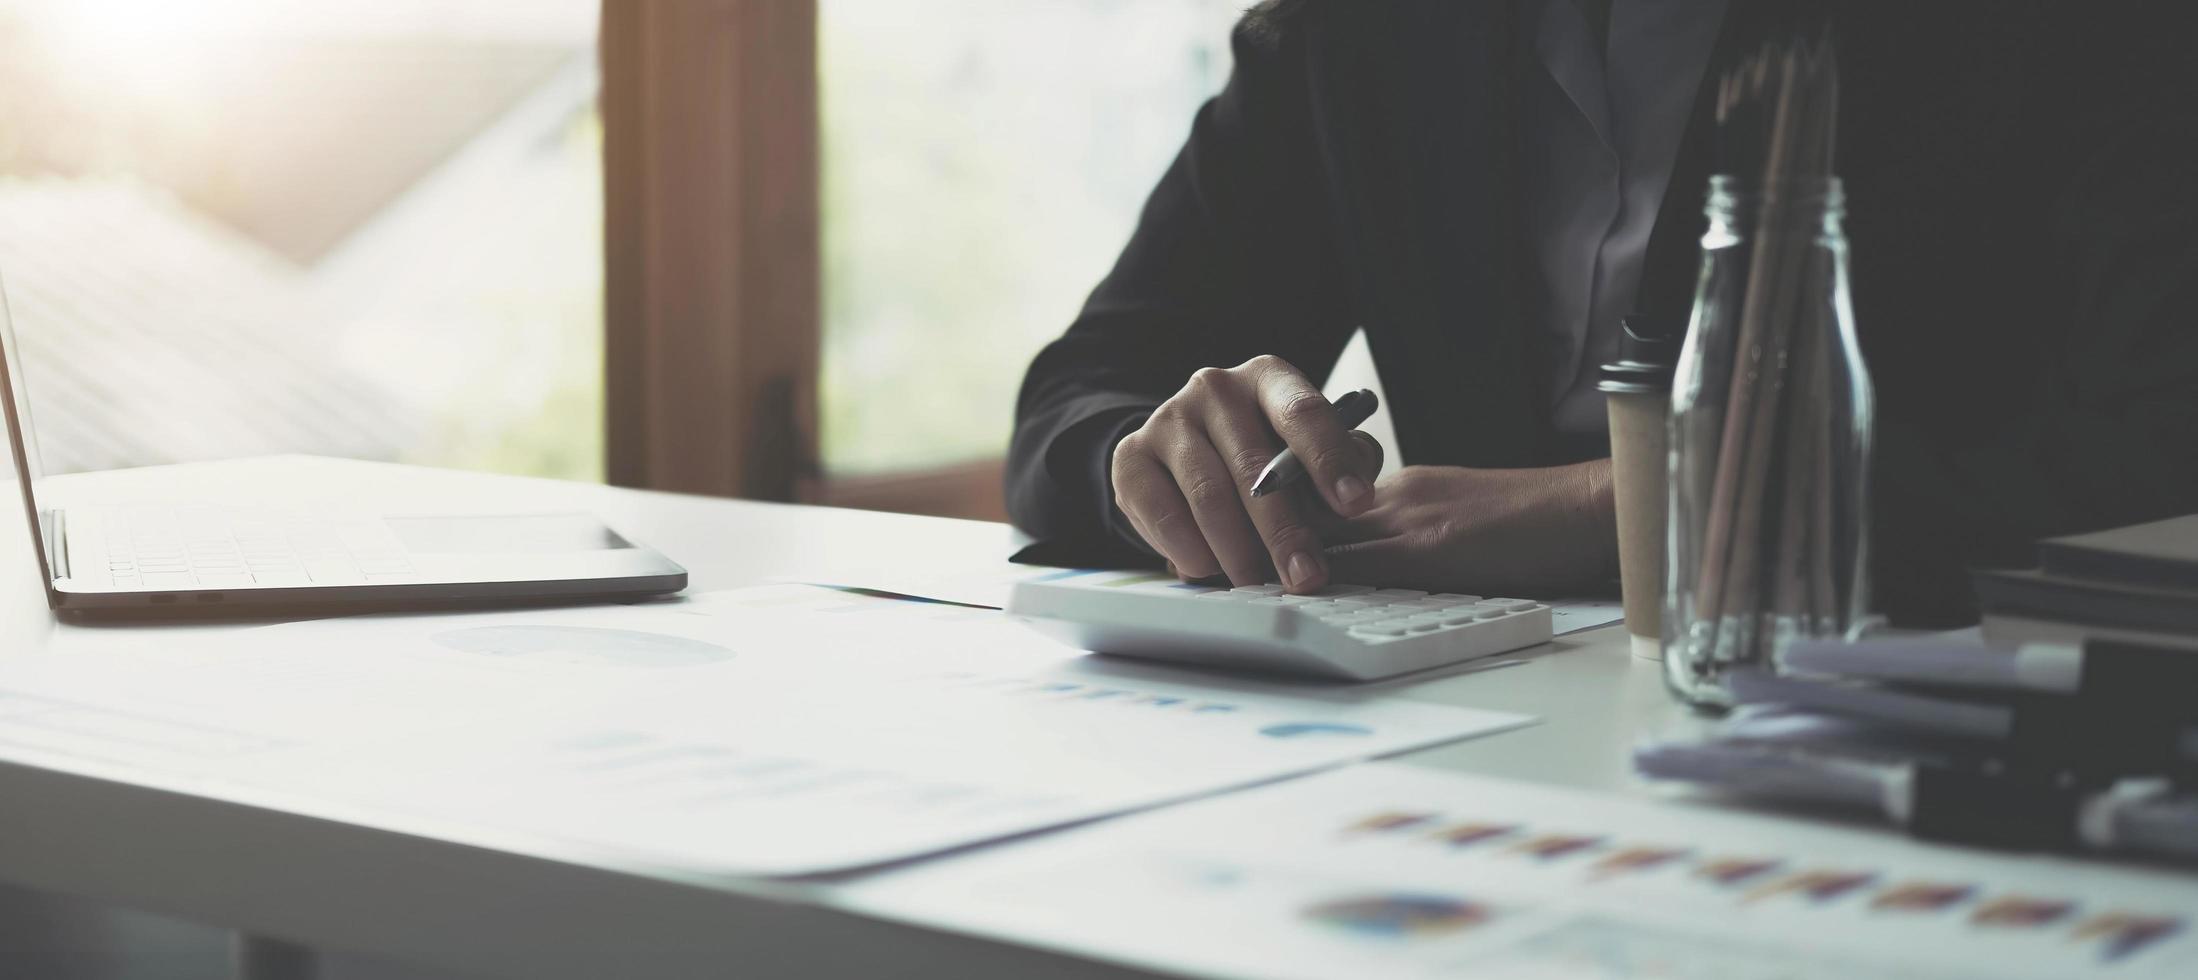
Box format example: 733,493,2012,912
0,456,1702,979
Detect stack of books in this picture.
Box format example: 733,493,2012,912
1633,514,2198,861
1974,514,2198,652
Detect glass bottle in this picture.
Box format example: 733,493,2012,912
1664,176,1873,708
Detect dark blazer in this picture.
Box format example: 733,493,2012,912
1005,1,2198,626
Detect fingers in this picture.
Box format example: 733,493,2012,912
1350,430,1385,475
1248,357,1378,515
1322,536,1417,590
1163,559,1229,586
1110,355,1380,592
1111,438,1222,580
1308,505,1381,545
1200,410,1331,593
1164,440,1277,587
1302,434,1387,540
1115,425,1271,586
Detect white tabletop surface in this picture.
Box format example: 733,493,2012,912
0,456,1726,979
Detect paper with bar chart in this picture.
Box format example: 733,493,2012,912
0,586,1528,876
842,764,2198,979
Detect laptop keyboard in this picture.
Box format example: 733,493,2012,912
102,510,417,590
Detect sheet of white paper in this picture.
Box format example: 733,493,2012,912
0,587,1531,877
842,764,2198,980
1545,598,1624,636
775,563,1073,610
781,564,1628,638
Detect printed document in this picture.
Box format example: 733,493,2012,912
843,763,2198,979
0,587,1530,876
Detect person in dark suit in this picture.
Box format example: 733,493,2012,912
1005,0,2198,626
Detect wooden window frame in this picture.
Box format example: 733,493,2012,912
602,0,821,502
600,1,1006,522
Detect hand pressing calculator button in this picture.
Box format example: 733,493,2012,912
1006,571,1553,681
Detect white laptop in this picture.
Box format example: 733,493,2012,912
1,272,686,615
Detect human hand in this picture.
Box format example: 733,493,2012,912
1110,355,1383,592
1320,461,1618,595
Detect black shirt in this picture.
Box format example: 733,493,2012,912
1005,1,2198,626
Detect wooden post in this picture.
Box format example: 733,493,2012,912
600,0,819,501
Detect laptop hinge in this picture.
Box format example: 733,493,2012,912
40,508,67,581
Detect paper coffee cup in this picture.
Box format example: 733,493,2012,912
1599,315,1679,660
1604,389,1668,659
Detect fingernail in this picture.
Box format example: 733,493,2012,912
1335,475,1370,506
1287,552,1322,590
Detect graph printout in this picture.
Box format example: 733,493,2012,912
0,586,1527,876
843,764,2198,979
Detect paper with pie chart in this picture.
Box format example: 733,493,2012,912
841,764,2198,979
0,586,1530,876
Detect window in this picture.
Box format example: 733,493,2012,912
0,0,603,479
819,0,1241,478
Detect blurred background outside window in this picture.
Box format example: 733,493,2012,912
821,0,1239,478
0,0,1243,506
0,0,605,480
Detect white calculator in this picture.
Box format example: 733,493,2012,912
1007,570,1553,681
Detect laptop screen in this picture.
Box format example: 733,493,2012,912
0,268,57,597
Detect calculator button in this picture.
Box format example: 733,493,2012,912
1368,588,1428,600
1429,593,1483,603
1482,598,1539,612
1311,584,1376,597
1232,584,1287,596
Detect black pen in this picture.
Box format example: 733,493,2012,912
1249,389,1378,498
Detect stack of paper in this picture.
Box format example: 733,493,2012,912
1976,513,2198,651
